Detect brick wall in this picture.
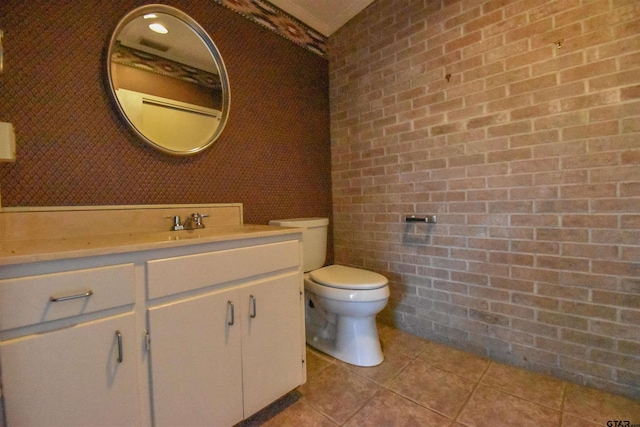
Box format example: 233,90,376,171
328,0,639,398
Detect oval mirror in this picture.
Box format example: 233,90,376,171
107,5,230,156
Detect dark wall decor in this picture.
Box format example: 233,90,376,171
0,0,332,230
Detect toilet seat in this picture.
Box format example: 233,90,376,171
305,265,390,303
310,265,388,290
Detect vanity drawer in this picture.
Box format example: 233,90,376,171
147,240,300,299
0,264,135,331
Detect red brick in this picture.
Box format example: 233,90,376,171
562,330,615,348
444,7,482,30
511,74,558,95
621,150,640,164
463,61,505,82
467,10,505,33
562,121,620,141
539,201,592,216
556,0,612,27
511,130,560,148
512,102,562,121
506,18,553,43
487,94,533,113
528,0,581,22
560,59,617,84
560,183,617,199
594,36,640,62
488,121,532,138
512,240,560,254
446,30,483,53
589,101,640,122
487,174,533,188
531,52,585,76
463,34,505,58
466,86,506,106
467,113,508,129
621,84,640,100
560,91,619,112
485,39,529,63
562,214,618,229
507,46,556,71
563,243,619,259
534,81,585,104
487,67,531,89
584,4,640,33
531,23,583,50
534,170,587,186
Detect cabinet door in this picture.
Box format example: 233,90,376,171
241,272,304,417
0,313,140,427
148,288,243,427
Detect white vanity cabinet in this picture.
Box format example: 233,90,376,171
0,264,141,427
146,239,305,427
0,215,305,427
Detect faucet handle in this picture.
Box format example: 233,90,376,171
191,213,209,228
167,215,184,231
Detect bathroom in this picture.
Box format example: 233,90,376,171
0,0,638,424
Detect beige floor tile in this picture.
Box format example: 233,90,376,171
297,364,381,425
418,342,490,381
561,413,601,427
337,348,413,386
260,398,338,427
387,359,475,418
378,323,430,358
344,389,453,427
306,346,334,377
480,362,565,410
457,385,561,427
563,383,640,425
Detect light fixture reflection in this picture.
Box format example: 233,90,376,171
149,23,168,34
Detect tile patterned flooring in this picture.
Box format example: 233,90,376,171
240,324,640,426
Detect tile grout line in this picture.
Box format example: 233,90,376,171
450,359,494,425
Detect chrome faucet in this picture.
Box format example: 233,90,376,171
183,213,209,230
168,213,209,231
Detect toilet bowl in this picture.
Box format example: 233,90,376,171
268,218,389,367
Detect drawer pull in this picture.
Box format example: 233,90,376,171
49,290,94,302
250,295,257,318
227,301,235,325
115,330,123,363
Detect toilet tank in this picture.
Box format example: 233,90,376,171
268,218,328,272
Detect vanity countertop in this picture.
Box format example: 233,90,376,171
0,224,301,267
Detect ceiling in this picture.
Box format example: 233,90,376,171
267,0,375,36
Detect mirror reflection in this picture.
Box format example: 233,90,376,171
107,5,230,155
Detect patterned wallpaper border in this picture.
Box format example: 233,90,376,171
215,0,327,58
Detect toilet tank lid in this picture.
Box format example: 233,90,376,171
310,265,388,290
269,217,329,228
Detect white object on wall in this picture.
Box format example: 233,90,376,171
0,122,16,162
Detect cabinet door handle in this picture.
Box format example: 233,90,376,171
49,290,93,302
227,301,235,325
250,295,257,318
115,330,123,363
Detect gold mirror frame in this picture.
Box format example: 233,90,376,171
107,4,230,156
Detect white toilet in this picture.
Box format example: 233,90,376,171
269,218,389,367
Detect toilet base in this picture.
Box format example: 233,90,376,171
306,312,384,367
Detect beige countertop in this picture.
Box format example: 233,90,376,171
0,224,301,267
